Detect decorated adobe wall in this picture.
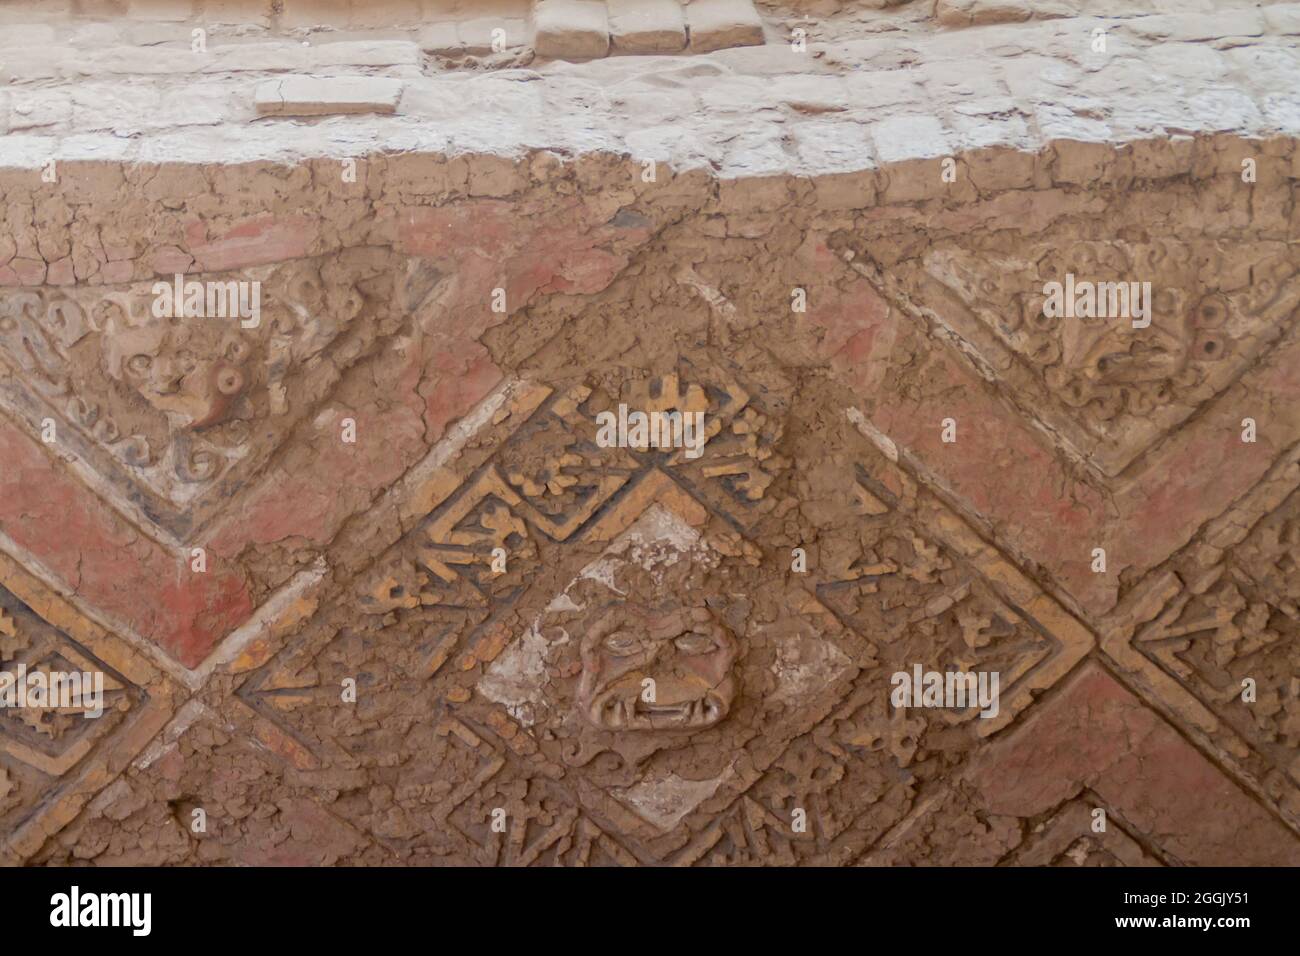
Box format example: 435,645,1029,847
0,0,1298,865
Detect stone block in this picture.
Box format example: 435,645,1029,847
459,16,528,54
532,0,610,60
685,0,764,53
255,76,405,116
608,0,686,54
126,0,194,19
201,0,271,24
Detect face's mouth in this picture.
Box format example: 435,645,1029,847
592,693,727,731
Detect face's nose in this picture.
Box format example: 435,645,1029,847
639,633,694,669
150,358,183,394
639,640,715,697
646,670,707,706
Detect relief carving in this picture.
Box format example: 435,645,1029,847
0,251,398,537
1133,485,1300,809
578,600,738,733
237,366,1094,863
912,238,1300,473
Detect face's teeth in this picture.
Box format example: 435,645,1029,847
596,693,726,731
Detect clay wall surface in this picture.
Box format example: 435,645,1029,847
0,0,1297,865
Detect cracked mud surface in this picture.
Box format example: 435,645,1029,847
0,0,1298,866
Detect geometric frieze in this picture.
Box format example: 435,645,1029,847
884,236,1300,476
238,363,1093,864
0,250,402,541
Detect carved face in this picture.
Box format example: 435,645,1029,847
100,312,251,429
578,602,738,733
1077,317,1188,386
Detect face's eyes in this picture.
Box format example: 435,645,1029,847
225,338,250,363
674,632,719,656
126,354,152,376
602,632,643,657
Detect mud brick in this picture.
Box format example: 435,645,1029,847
685,0,764,53
531,0,610,60
608,0,686,54
255,76,405,116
